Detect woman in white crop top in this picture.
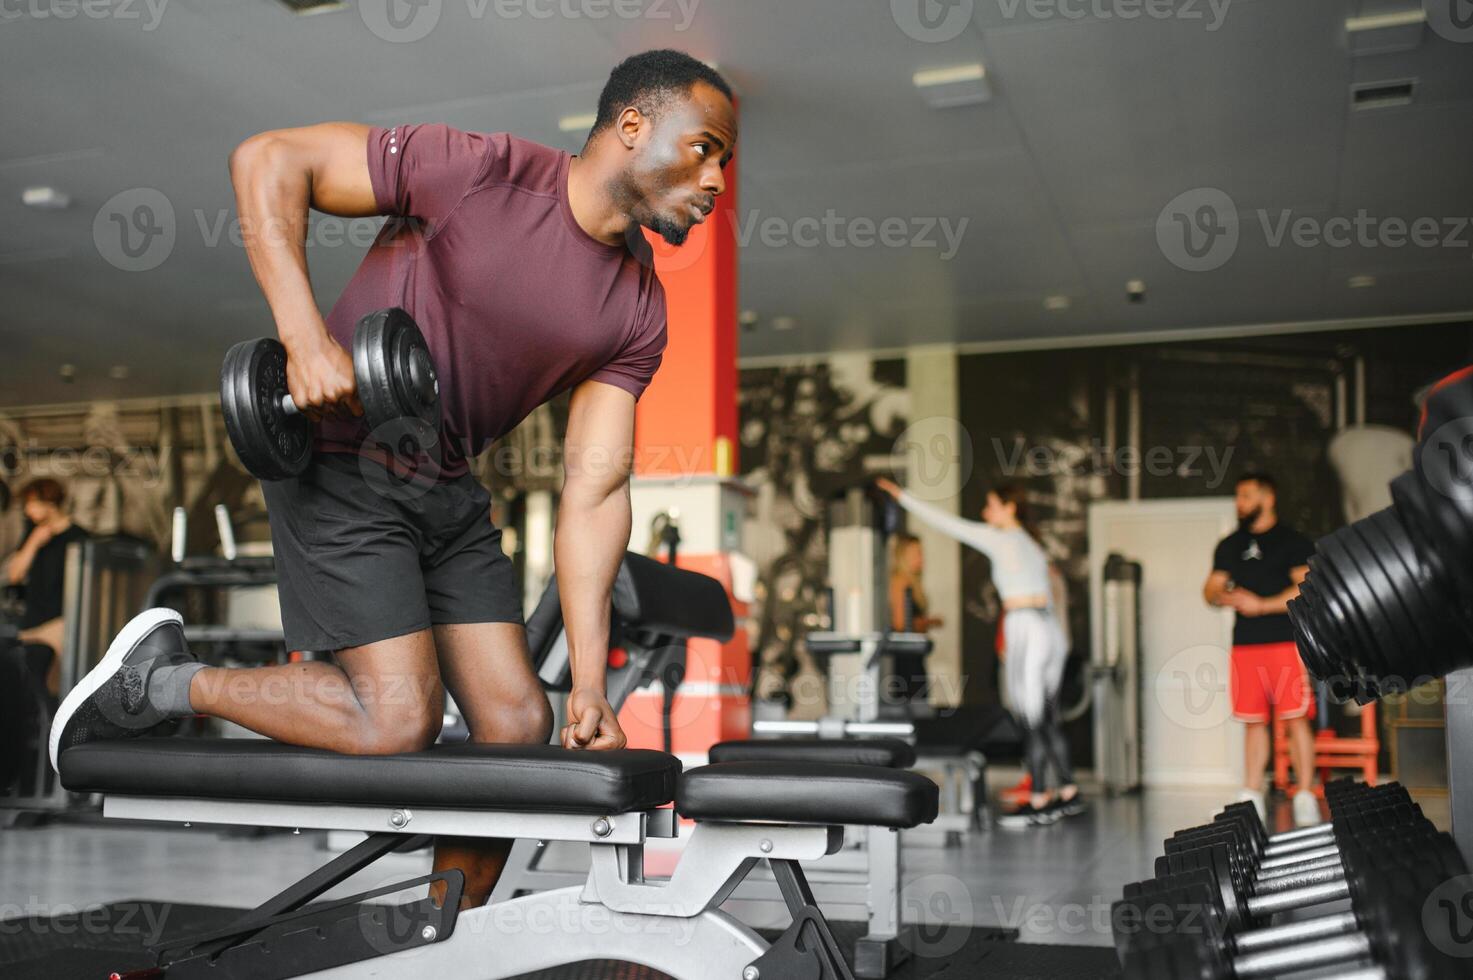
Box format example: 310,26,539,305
876,478,1084,828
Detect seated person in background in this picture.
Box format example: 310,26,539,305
4,478,89,697
888,533,941,705
876,477,1084,828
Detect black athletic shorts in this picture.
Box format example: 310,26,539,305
262,454,522,653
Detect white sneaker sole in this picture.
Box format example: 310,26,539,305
48,607,184,774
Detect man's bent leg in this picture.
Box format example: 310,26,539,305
188,630,445,755
430,621,554,908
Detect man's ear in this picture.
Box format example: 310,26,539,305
616,107,644,150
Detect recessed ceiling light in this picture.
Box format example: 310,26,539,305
771,316,798,331
1043,295,1071,312
739,310,759,327
22,186,70,210
276,0,347,14
1348,274,1377,289
109,365,131,380
913,64,991,109
1345,9,1424,55
59,363,76,382
558,113,598,134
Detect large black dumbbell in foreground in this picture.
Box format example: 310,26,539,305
1288,366,1473,701
1119,859,1469,980
221,308,441,481
1153,786,1425,930
1114,781,1471,979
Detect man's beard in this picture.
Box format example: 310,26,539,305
645,212,691,247
1238,506,1262,530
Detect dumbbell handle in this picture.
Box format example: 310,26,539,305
1268,822,1336,845
1263,830,1334,859
1251,862,1344,896
1233,930,1374,979
1259,843,1339,871
1256,853,1342,883
279,394,300,418
1246,877,1351,918
1232,909,1359,954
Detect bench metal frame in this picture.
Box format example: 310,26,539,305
101,795,860,980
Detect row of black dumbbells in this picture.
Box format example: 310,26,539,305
1112,780,1472,979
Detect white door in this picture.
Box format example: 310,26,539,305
1090,498,1242,788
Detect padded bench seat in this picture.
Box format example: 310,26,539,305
677,762,939,829
708,737,916,769
59,739,680,814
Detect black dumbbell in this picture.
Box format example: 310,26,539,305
1115,832,1461,961
221,308,441,481
1119,859,1469,980
1154,817,1435,933
1287,367,1473,699
1159,790,1431,927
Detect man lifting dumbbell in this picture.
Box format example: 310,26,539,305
1202,473,1320,827
50,50,737,909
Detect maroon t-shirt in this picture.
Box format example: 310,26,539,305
317,124,668,478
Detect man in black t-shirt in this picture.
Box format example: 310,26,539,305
1202,473,1320,827
4,478,89,696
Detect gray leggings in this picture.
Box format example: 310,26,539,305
1004,608,1074,790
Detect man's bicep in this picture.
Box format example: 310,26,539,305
232,122,379,218
306,123,379,217
563,381,637,500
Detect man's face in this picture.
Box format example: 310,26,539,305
1235,480,1272,523
622,82,737,246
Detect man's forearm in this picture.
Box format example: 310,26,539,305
554,486,634,693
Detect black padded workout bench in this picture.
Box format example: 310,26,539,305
59,739,937,979
53,553,941,980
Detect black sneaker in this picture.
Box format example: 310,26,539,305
49,608,196,773
996,801,1059,829
1050,794,1089,819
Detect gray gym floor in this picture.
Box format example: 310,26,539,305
9,773,1438,953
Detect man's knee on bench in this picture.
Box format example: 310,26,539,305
463,695,554,747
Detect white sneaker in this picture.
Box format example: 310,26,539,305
1237,787,1266,825
1293,789,1322,828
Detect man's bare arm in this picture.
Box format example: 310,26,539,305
1203,569,1233,607
228,122,377,417
555,380,638,749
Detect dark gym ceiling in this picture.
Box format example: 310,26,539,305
2,0,1471,405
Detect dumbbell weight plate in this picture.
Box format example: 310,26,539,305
1391,471,1473,646
353,308,442,463
221,338,312,481
1358,509,1459,678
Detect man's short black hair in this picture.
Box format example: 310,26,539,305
589,50,732,140
1237,472,1277,495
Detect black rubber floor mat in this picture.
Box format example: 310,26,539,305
0,900,1026,980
